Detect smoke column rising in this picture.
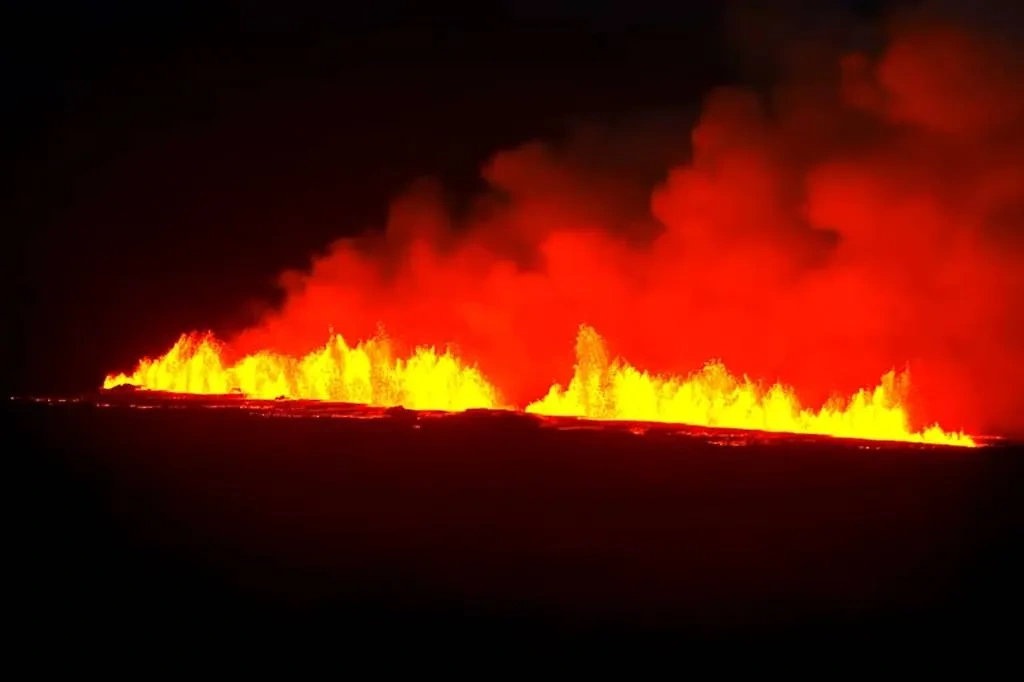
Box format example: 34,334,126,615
233,6,1024,437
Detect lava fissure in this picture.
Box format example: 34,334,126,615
103,325,976,447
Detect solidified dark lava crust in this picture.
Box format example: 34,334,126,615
10,392,1023,646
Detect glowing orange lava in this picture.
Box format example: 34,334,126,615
102,332,501,412
526,326,975,447
103,325,976,447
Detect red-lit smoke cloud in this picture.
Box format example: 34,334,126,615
235,9,1024,436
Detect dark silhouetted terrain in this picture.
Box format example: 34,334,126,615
12,392,1023,647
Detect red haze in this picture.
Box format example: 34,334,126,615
234,13,1024,437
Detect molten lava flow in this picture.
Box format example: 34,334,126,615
525,326,976,447
104,326,976,447
103,332,501,412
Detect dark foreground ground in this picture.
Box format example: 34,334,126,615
11,391,1024,650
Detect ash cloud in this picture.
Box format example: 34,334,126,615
235,5,1024,436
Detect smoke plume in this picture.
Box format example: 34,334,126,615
234,6,1024,436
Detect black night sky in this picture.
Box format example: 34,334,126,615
6,0,907,397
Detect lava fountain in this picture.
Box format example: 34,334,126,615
104,325,976,447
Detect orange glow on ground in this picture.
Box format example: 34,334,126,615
104,325,976,447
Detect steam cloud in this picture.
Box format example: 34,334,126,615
234,6,1024,436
